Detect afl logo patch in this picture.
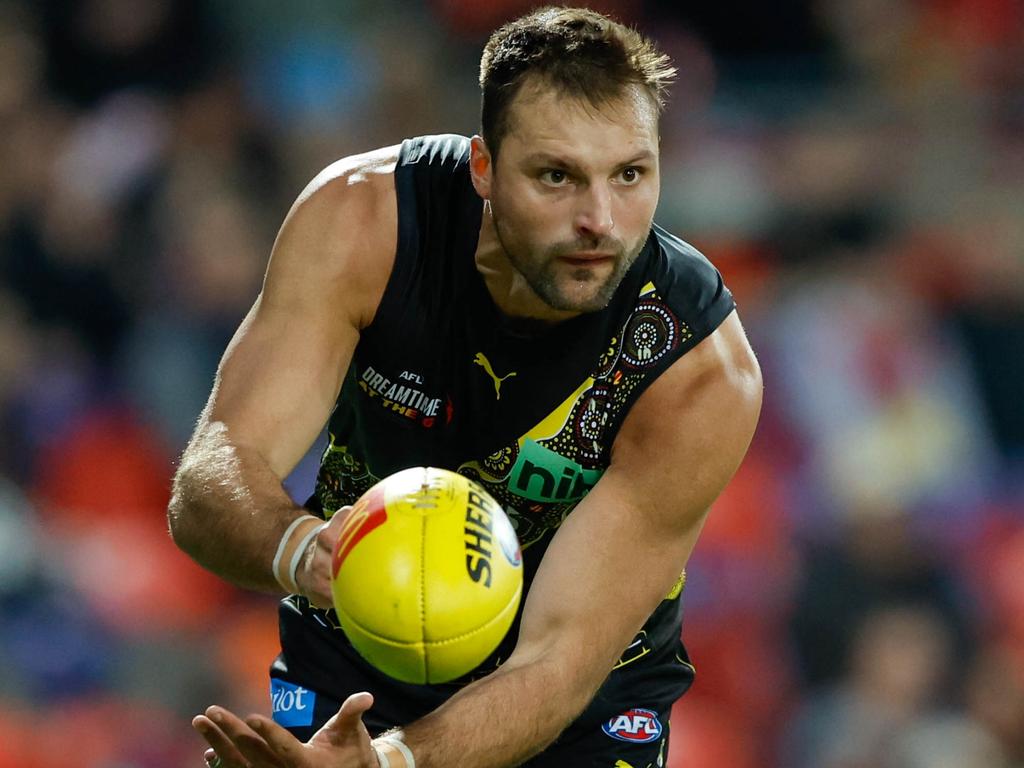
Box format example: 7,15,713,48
602,708,662,743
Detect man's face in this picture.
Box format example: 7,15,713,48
481,81,661,314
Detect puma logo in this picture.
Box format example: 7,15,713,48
473,352,517,400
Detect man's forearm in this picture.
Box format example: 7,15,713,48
168,419,305,594
395,652,600,768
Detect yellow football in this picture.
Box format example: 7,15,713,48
329,466,523,684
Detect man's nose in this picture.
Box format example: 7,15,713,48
573,183,614,240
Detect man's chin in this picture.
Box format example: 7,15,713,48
541,283,617,313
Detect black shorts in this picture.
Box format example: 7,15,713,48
269,628,694,768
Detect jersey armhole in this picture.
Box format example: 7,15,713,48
602,240,737,447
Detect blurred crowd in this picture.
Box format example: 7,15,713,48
0,1,1022,766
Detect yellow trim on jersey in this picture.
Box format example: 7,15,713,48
613,630,651,670
665,569,687,601
520,376,595,442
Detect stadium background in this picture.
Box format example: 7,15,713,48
0,0,1022,765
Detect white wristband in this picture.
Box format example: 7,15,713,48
271,514,320,593
288,520,327,592
373,745,391,768
377,736,415,768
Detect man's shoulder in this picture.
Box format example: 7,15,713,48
649,223,719,277
270,145,403,328
643,223,735,330
302,135,471,197
298,144,403,211
396,134,472,170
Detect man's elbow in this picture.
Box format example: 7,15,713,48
166,469,196,553
165,418,223,554
167,444,215,557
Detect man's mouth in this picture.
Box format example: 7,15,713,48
560,251,615,266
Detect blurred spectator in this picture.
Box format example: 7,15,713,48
767,252,994,528
37,0,221,106
121,176,268,448
965,645,1024,765
889,713,1008,768
781,604,959,768
789,507,973,689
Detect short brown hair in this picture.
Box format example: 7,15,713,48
479,6,676,157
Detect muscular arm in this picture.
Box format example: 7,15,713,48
398,311,762,767
167,148,398,596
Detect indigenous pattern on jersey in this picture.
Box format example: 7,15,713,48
276,134,734,734
457,279,692,547
315,278,694,548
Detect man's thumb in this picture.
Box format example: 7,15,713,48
320,691,374,745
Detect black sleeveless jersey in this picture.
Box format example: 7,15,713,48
276,134,735,727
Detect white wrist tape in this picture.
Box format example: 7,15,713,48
373,745,390,768
377,736,415,768
288,520,327,592
271,514,321,594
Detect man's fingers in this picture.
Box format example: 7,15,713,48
201,707,285,768
246,715,306,762
193,715,250,768
301,505,352,608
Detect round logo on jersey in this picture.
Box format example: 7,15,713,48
621,300,679,370
573,385,611,462
602,708,663,743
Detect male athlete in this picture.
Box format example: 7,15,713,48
171,7,762,768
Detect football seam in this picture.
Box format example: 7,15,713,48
419,496,428,674
335,581,522,647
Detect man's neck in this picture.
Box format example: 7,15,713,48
473,205,580,324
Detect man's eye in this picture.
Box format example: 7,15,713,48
619,167,643,184
541,169,569,185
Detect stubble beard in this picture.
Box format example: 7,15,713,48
493,217,645,314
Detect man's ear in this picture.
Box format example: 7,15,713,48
469,135,493,200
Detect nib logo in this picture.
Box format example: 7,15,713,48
506,439,603,503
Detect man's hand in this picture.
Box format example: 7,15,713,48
193,692,379,768
294,506,351,608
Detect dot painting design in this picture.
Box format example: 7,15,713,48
316,288,692,549
574,385,611,464
456,289,689,547
622,301,679,369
